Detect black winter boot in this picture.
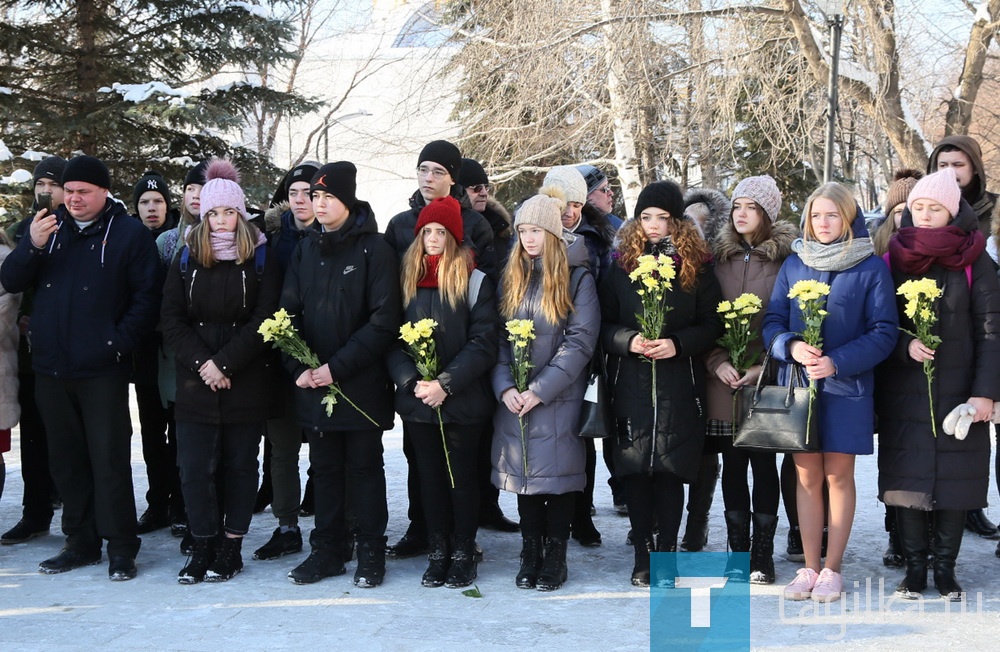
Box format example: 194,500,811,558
883,505,904,568
723,511,751,581
653,536,678,588
681,454,718,552
178,536,215,584
749,513,778,585
895,508,929,600
354,540,386,588
516,536,544,589
631,537,655,587
287,546,346,584
445,536,479,588
421,535,449,587
204,536,243,582
964,508,1000,539
932,509,965,601
536,538,568,591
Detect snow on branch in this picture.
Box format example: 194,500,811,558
99,81,192,103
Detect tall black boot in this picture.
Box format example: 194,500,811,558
895,507,929,600
933,509,965,601
723,510,751,581
631,537,654,587
653,536,678,588
516,535,544,589
681,454,718,552
749,513,778,585
883,505,903,568
536,538,568,591
964,508,1000,539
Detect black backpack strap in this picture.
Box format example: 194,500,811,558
255,244,266,279
179,245,190,275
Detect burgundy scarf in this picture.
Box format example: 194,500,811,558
888,226,984,275
417,254,441,288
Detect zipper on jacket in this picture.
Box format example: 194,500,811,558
241,270,247,309
188,269,198,304
741,250,752,291
650,360,657,473
689,358,703,418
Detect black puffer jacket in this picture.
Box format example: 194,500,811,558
160,242,282,424
387,269,499,425
384,187,499,283
877,201,1000,511
599,244,724,481
280,203,402,432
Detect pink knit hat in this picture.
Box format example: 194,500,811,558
907,167,961,217
199,159,249,220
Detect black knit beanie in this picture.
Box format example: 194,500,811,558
458,158,488,188
183,160,209,188
417,140,461,180
311,161,357,211
33,156,67,186
634,180,685,221
132,171,172,213
62,155,111,189
286,162,320,194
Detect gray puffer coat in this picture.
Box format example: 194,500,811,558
491,236,600,495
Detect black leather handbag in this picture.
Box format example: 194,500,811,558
578,350,613,438
733,336,821,453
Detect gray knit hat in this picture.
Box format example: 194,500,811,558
515,193,565,238
732,175,782,222
542,166,588,205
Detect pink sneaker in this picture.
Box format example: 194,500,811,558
783,568,819,600
811,568,843,603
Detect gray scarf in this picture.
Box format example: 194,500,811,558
792,237,875,272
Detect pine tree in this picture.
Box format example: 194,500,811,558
0,0,318,203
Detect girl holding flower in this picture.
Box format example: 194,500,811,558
491,191,599,592
762,182,897,603
877,168,1000,601
704,176,796,585
386,196,499,589
160,160,282,584
599,181,723,587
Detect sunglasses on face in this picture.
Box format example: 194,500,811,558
468,184,491,193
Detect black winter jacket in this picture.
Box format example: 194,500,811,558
280,203,402,432
1,199,160,379
386,269,499,425
877,201,1000,511
599,246,724,481
384,187,499,283
160,242,282,424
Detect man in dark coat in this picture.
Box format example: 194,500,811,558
0,155,161,581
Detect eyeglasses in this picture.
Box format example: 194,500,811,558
594,185,613,195
417,165,448,180
468,184,491,193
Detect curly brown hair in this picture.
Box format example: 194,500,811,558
615,217,709,292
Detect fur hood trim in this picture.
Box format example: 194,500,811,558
712,218,798,263
684,188,731,244
264,201,289,234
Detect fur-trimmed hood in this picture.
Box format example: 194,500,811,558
684,188,731,244
264,201,289,235
712,217,798,263
482,196,512,238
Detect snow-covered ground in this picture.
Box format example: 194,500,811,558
2,393,1000,650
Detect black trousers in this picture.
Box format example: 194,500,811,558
517,493,575,540
134,383,183,516
307,429,387,549
176,420,261,537
719,437,779,515
16,373,54,525
622,471,685,547
409,421,479,541
476,419,501,512
401,422,425,533
36,374,140,558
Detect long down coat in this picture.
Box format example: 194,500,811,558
877,201,1000,511
599,244,724,482
491,237,600,495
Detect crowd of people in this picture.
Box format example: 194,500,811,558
0,135,999,605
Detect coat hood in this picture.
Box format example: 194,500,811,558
264,201,288,234
309,200,377,253
928,135,989,200
482,196,512,237
684,188,731,244
712,217,797,263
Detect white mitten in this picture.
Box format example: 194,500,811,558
942,403,976,438
992,403,1000,424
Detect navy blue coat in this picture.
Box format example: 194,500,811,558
0,199,160,379
762,214,898,455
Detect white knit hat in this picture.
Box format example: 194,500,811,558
542,166,588,205
732,175,782,222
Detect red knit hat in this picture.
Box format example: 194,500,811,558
415,196,463,243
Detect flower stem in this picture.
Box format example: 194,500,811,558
925,360,937,438
332,384,379,427
437,407,455,489
519,415,528,479
806,379,816,445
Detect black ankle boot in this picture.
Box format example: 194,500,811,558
933,509,965,601
681,454,718,552
204,536,243,582
723,510,751,581
895,507,928,599
653,536,678,588
536,538,568,591
516,536,544,589
631,537,654,587
178,537,215,584
445,536,478,588
883,505,904,568
421,535,449,588
749,513,778,585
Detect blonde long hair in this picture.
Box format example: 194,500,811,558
185,215,259,268
802,182,857,245
500,230,572,323
615,217,708,293
400,228,474,309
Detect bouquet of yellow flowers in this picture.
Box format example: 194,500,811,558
787,280,831,442
259,308,377,424
399,318,454,487
628,254,676,411
897,278,944,437
717,293,764,424
506,319,536,478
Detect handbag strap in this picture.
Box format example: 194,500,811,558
750,333,806,401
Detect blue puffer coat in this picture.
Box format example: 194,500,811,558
761,211,899,455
